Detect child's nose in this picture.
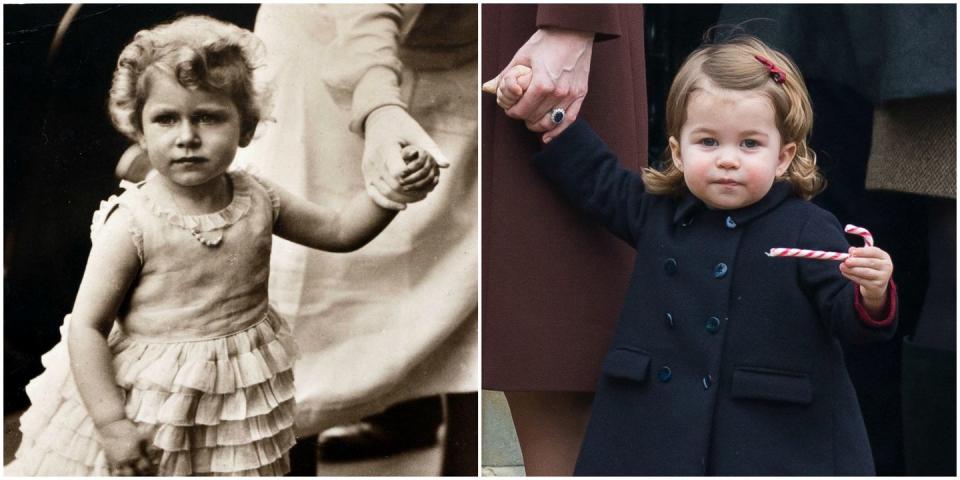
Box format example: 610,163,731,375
716,148,739,169
176,124,200,148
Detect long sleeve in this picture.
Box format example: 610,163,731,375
320,4,408,133
536,5,622,40
533,119,647,246
797,209,899,344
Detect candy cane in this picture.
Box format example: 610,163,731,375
766,224,874,261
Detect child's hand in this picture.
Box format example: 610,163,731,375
839,246,894,315
99,418,160,476
482,64,532,110
398,145,441,195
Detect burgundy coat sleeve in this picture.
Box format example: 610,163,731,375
536,5,622,40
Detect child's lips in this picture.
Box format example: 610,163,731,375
713,178,742,186
172,156,207,165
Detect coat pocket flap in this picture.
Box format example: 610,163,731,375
601,347,651,382
732,367,813,404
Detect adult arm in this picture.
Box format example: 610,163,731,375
323,5,449,210
533,119,647,246
487,5,622,141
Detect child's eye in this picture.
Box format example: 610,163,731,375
153,114,178,126
699,138,718,147
194,113,223,124
741,139,760,149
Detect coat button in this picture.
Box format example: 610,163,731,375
725,216,737,229
665,313,675,329
664,258,678,275
714,262,728,278
657,366,672,383
705,316,721,334
702,374,713,389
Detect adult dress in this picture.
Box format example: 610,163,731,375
236,4,477,435
482,4,648,391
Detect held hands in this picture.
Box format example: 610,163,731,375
839,246,894,315
362,105,448,210
483,65,532,110
98,418,160,476
481,27,594,142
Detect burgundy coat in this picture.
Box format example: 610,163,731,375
481,5,648,391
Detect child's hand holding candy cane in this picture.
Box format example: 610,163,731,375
840,245,894,316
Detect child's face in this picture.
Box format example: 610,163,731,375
138,73,246,189
669,87,796,210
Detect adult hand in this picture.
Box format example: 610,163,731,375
98,418,159,476
362,105,449,210
484,27,594,142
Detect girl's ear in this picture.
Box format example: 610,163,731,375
777,141,797,177
669,136,683,171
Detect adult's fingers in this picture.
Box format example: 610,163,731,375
366,183,407,210
543,96,585,143
414,136,450,168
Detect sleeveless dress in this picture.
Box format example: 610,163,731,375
7,170,299,476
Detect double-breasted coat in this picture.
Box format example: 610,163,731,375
535,121,898,475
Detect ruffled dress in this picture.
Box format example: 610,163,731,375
7,170,300,476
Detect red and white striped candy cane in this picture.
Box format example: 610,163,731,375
766,224,874,261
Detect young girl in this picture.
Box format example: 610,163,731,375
491,36,897,475
8,15,440,476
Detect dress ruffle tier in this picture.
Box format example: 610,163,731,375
8,310,299,476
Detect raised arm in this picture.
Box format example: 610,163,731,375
533,119,648,246
68,208,156,475
265,175,398,253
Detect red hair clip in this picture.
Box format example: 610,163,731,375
755,55,787,84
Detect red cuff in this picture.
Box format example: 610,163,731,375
854,279,897,327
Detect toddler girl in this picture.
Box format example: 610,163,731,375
492,36,896,475
8,15,439,476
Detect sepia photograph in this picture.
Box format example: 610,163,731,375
5,3,477,476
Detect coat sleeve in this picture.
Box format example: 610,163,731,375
533,119,647,246
796,209,898,344
319,4,408,134
536,5,622,40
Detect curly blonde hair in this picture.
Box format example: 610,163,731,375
644,35,825,200
108,15,268,144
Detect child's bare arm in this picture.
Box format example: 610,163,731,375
268,177,400,252
68,208,156,474
839,246,894,316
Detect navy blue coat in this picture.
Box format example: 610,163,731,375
534,120,898,476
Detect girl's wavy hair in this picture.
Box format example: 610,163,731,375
108,15,268,144
644,33,825,200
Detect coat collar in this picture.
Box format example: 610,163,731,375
672,181,795,226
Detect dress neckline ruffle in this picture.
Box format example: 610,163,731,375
123,171,254,233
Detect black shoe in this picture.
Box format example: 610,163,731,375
318,396,442,462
